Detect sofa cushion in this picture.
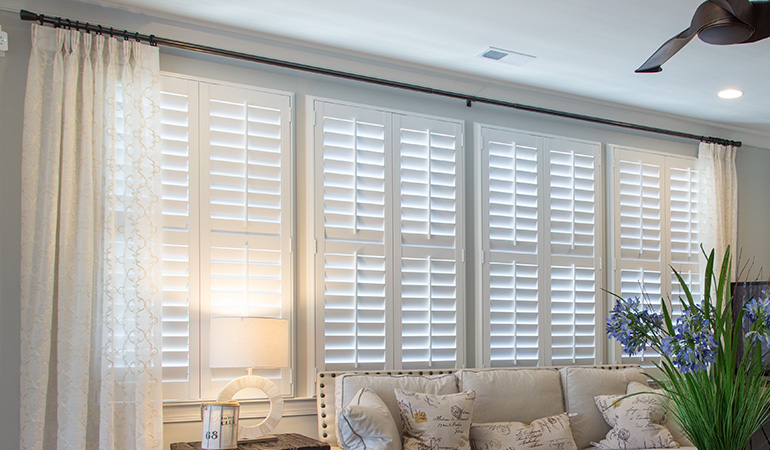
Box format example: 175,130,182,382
337,388,400,450
592,393,677,449
470,413,577,450
396,389,475,450
458,368,564,423
335,373,458,439
559,367,648,450
626,381,694,447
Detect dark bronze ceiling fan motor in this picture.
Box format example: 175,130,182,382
636,0,770,73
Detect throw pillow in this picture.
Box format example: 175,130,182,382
627,381,694,447
338,388,401,450
592,393,678,449
395,389,476,450
470,413,578,450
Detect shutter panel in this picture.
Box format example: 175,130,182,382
316,102,392,370
617,153,662,262
199,83,292,397
159,76,200,401
480,127,541,366
611,147,699,363
395,114,464,369
668,161,700,318
546,138,601,365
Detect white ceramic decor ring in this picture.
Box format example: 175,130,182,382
216,375,284,439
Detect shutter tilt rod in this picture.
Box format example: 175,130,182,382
19,9,742,148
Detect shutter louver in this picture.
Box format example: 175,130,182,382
317,103,391,370
200,83,292,397
481,128,541,366
396,116,463,369
546,139,600,365
160,77,198,400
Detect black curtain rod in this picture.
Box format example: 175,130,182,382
20,9,742,148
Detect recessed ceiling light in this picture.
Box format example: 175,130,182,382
717,88,743,99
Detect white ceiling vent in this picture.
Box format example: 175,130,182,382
477,47,536,66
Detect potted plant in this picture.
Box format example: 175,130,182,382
606,247,770,450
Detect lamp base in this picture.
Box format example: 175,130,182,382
216,375,285,440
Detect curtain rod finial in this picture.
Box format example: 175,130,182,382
19,10,39,22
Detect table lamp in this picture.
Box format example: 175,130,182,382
209,317,290,441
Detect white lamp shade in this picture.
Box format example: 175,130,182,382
209,317,290,369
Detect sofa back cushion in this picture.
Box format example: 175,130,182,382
335,373,459,444
457,368,564,423
559,367,648,450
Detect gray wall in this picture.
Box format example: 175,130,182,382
2,2,770,448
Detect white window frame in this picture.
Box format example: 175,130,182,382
160,73,295,402
607,144,699,364
474,123,604,368
310,97,466,372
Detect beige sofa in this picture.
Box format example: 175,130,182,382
316,364,696,450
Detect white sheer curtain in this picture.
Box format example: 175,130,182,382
697,141,738,277
20,25,162,450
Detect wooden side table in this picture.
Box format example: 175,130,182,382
171,433,331,450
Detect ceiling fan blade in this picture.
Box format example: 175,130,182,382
636,28,697,73
636,1,737,72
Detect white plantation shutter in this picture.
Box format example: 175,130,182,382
611,146,698,363
159,75,293,401
668,163,700,317
395,115,464,369
545,139,601,365
160,77,200,400
314,100,464,370
315,102,393,370
200,83,293,397
480,127,541,366
478,125,601,367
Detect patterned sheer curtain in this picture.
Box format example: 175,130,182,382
20,25,162,450
697,141,738,277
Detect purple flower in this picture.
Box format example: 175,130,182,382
661,305,717,374
606,297,662,356
744,294,770,343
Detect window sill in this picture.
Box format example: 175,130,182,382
163,397,318,424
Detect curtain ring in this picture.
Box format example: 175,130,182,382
123,29,128,40
135,32,140,42
75,20,80,32
38,14,44,26
149,34,157,47
66,18,72,30
97,25,102,35
109,27,114,38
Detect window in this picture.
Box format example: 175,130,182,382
477,124,603,367
159,75,294,401
313,100,465,371
609,145,699,363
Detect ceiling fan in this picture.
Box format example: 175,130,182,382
636,0,770,73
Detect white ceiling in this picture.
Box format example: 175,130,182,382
77,0,770,133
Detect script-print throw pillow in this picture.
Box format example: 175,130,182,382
470,413,578,450
395,389,476,450
592,393,678,449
